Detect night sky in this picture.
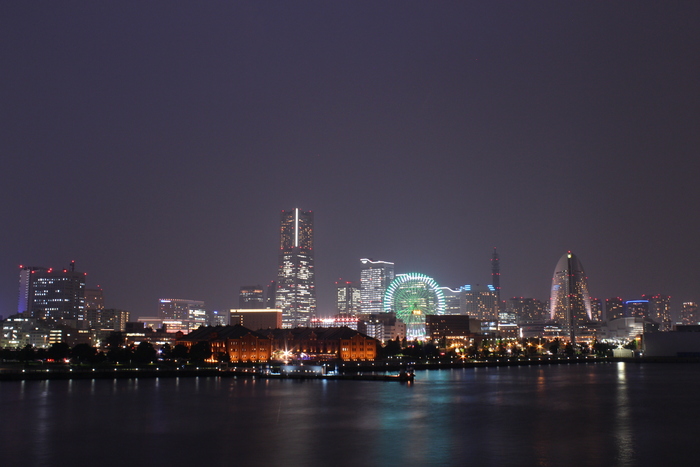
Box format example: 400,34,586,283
2,2,699,320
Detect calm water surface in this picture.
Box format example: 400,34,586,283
1,362,697,466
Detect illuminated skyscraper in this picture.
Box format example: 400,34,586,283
276,209,316,328
643,294,671,331
462,284,499,321
508,297,546,323
605,297,625,321
624,300,649,319
18,265,48,316
681,302,698,325
549,252,592,342
439,287,462,315
360,259,394,314
24,262,87,326
336,280,361,316
589,298,603,322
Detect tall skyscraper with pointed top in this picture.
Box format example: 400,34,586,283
276,209,316,328
549,251,592,343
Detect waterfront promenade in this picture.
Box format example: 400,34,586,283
0,355,610,381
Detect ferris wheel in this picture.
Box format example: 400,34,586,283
384,273,445,339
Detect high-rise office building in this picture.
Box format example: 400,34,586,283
17,265,48,316
643,294,671,331
336,280,361,316
508,297,546,323
625,300,649,319
439,287,463,315
158,299,207,326
549,252,592,342
85,286,106,329
239,285,265,309
681,302,699,325
462,284,499,321
99,309,130,331
589,298,603,322
360,259,394,314
22,262,87,325
276,209,316,328
85,287,105,311
605,297,625,321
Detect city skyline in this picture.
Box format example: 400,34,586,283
2,3,699,318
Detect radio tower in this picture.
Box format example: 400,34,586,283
491,248,501,304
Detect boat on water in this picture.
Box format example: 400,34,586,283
396,369,415,381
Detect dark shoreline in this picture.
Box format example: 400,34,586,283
1,356,698,382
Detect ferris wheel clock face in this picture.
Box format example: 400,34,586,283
384,273,445,338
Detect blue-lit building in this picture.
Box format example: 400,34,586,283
624,300,650,319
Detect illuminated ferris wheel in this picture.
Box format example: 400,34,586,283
383,273,445,339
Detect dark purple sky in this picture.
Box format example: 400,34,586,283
2,2,699,319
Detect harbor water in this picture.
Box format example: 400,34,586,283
1,362,696,466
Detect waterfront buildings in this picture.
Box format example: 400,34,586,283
644,329,700,357
599,317,657,341
0,315,50,348
360,258,394,314
176,325,378,362
549,252,592,342
262,327,378,361
177,324,273,363
276,209,316,328
426,315,479,342
357,313,405,343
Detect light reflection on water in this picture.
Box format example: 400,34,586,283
0,363,697,466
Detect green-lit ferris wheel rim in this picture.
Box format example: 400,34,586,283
383,273,446,321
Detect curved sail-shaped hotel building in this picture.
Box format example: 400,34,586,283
549,252,592,342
